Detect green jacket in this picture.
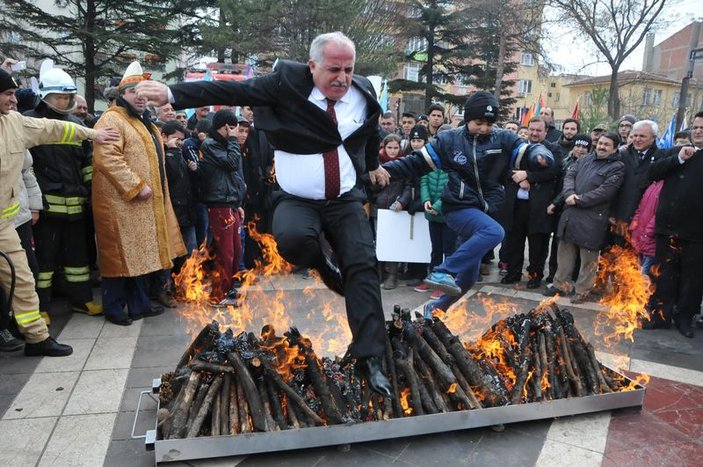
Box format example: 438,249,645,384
421,168,449,223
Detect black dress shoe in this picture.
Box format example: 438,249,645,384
676,323,695,338
316,254,344,296
142,305,165,318
526,277,542,289
105,314,133,326
500,274,521,284
357,356,393,398
641,320,671,330
24,336,73,357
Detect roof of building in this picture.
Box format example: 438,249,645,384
564,70,680,87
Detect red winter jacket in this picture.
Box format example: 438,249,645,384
629,180,663,257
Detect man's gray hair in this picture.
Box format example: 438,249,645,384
309,32,356,64
633,119,659,137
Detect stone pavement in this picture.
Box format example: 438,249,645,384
1,268,702,466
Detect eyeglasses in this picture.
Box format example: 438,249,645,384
619,123,632,127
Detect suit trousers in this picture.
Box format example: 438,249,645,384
506,200,550,280
0,221,49,343
272,195,385,358
648,235,703,326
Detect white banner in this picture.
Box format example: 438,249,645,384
376,209,432,263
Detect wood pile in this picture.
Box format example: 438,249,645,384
157,303,631,439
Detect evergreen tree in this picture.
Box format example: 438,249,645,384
391,0,541,121
198,0,402,76
0,0,200,110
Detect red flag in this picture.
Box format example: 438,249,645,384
520,103,535,127
571,101,580,121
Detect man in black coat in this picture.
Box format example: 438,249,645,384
136,32,392,396
644,111,703,338
501,117,561,289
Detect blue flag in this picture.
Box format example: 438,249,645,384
658,114,676,149
379,79,389,112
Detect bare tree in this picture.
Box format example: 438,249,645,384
549,0,669,119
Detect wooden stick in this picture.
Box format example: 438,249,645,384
185,380,210,435
229,374,239,434
413,348,445,413
384,332,403,418
176,323,218,374
259,358,326,425
186,374,223,438
228,351,268,431
189,360,234,374
285,394,301,429
211,391,221,436
266,378,288,430
220,373,231,435
257,377,279,431
301,349,344,425
236,378,251,433
430,319,509,407
557,327,584,397
169,371,202,439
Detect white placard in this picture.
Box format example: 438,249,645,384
376,209,432,262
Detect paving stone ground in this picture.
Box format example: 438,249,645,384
1,266,701,466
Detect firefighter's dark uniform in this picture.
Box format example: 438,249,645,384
23,102,95,312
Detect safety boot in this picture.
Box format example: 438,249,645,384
72,301,103,316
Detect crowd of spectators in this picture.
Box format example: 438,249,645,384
1,53,702,358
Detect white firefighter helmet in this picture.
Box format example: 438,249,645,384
38,67,78,114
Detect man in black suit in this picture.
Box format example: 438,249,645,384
136,32,392,396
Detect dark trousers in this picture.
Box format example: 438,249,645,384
272,195,385,358
16,221,39,279
102,275,150,320
429,221,457,270
194,202,211,249
506,200,550,280
648,235,703,326
33,216,92,310
242,206,271,270
433,208,504,312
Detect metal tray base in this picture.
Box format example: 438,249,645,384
148,369,645,464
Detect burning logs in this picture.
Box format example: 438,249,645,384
157,305,635,440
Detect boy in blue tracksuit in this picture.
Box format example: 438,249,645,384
381,91,555,317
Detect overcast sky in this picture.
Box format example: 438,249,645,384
544,0,702,77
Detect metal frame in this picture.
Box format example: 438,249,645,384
143,369,645,464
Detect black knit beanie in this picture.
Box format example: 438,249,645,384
211,108,238,130
464,91,499,123
409,124,429,143
0,69,19,93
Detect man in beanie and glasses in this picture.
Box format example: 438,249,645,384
378,90,555,317
0,68,119,356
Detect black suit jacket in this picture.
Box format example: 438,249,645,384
170,60,382,182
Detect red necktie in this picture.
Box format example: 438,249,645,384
323,98,340,199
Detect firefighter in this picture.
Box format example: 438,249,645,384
0,68,119,356
23,66,102,319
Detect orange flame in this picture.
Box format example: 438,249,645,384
624,372,650,391
596,245,652,344
399,388,413,415
447,382,458,394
